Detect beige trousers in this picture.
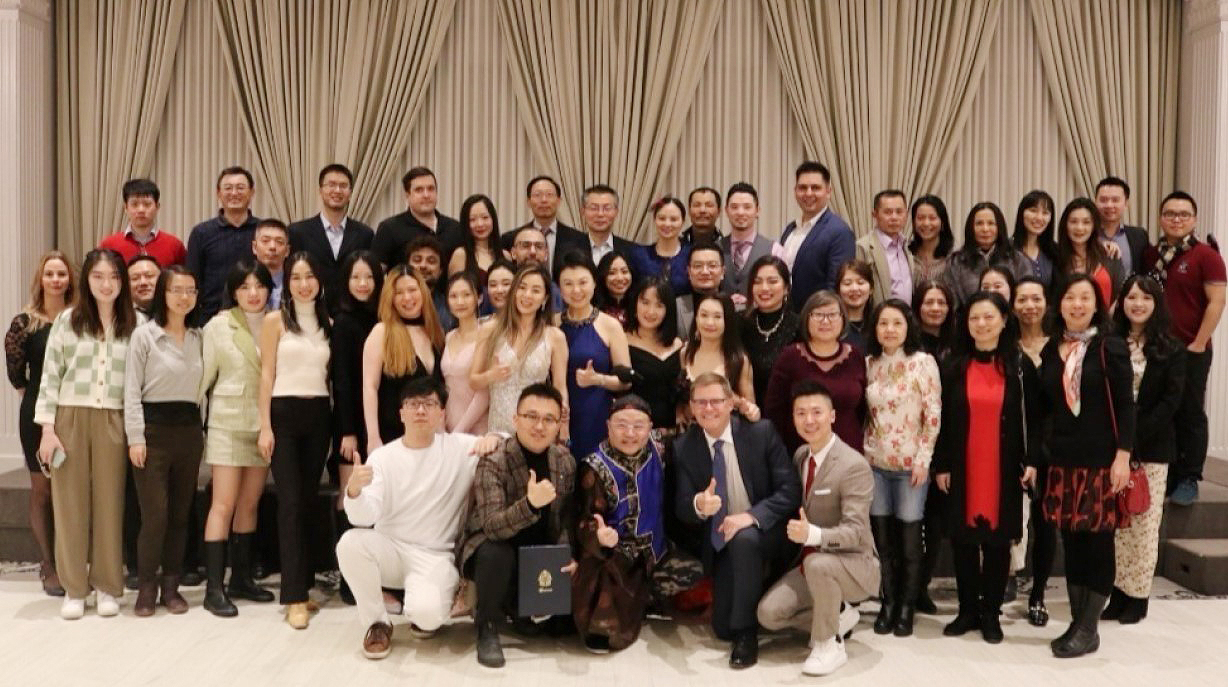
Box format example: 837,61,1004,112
757,553,878,643
50,406,127,599
1114,463,1168,597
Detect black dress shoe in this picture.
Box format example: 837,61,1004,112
1117,596,1148,624
1100,587,1127,621
510,616,544,637
980,610,1004,644
729,631,758,669
180,570,204,587
915,590,938,614
943,610,979,636
476,621,505,668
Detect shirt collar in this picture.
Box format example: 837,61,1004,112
810,434,837,468
703,422,734,453
123,224,159,241
589,234,613,250
797,207,827,233
875,227,905,249
319,212,347,231
534,218,558,234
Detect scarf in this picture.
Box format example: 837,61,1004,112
1149,234,1195,287
1061,326,1097,416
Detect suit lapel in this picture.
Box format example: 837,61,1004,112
227,308,260,369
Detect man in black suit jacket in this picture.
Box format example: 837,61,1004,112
371,166,463,269
501,175,587,278
673,372,801,669
1095,176,1149,277
287,164,374,312
580,184,636,267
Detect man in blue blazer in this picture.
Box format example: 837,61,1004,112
778,161,856,310
673,372,801,669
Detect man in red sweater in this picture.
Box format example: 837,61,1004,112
98,179,186,267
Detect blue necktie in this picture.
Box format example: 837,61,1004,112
710,439,729,552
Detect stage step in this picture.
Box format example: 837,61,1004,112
1161,539,1228,595
1159,481,1228,539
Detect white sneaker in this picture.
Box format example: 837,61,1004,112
96,591,119,617
802,636,847,676
838,604,860,638
60,597,86,620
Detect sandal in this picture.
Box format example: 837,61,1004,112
1027,601,1049,627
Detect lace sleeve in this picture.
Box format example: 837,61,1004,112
4,313,31,389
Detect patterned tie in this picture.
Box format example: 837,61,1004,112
710,439,729,552
733,240,751,271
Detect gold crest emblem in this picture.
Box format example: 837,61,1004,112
537,569,553,590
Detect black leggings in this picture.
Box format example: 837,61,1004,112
270,396,331,604
1061,529,1115,596
1029,483,1058,601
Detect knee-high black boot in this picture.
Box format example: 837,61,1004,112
227,532,275,602
335,509,355,605
204,540,238,617
1054,589,1105,658
895,521,923,636
872,516,898,634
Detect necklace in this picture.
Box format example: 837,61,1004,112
755,308,786,341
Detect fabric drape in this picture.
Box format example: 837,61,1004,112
1028,0,1180,226
211,0,458,222
761,0,1002,227
55,0,188,258
495,0,722,242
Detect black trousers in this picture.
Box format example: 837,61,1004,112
471,540,518,625
132,420,203,583
270,397,330,604
1171,349,1212,486
711,525,781,640
1061,530,1115,596
951,536,1010,611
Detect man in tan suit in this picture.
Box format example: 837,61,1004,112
757,379,879,676
855,189,915,305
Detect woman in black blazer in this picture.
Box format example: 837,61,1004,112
1037,274,1135,658
933,292,1041,643
1101,274,1184,624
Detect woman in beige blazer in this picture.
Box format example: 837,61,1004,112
198,260,277,617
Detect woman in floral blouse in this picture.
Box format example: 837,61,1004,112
863,299,941,637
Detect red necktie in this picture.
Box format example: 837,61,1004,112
800,454,818,570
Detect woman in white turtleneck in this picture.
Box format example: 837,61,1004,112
257,252,332,630
199,260,278,617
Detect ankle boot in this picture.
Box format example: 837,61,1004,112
1100,586,1127,620
894,521,923,636
160,575,189,614
871,516,897,634
335,510,356,605
135,580,159,617
203,539,238,617
1053,589,1106,658
1117,595,1148,624
227,532,274,603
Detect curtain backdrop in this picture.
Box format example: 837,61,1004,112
55,0,187,257
211,0,458,222
761,0,1002,229
496,0,722,242
1028,0,1181,225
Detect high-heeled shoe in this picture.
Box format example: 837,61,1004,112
40,561,65,597
1027,600,1049,627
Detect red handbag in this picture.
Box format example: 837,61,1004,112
1101,340,1149,526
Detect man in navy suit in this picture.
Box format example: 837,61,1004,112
500,175,587,278
580,184,636,267
673,372,801,669
1094,175,1150,277
287,164,374,312
778,161,855,311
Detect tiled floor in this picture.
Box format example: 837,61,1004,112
0,566,1224,686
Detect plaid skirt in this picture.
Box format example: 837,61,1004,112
1042,465,1120,533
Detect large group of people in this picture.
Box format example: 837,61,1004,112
4,161,1224,676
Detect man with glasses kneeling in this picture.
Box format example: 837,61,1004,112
337,377,499,660
458,383,576,668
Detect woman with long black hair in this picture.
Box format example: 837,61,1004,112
944,202,1031,306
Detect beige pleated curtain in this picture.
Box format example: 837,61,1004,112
1028,0,1180,226
211,0,458,222
55,0,188,258
761,0,1003,229
496,0,722,242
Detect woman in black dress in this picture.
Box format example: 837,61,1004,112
741,255,799,405
625,277,683,431
4,251,74,596
1038,274,1134,658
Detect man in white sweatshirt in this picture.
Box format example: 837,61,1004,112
337,376,497,660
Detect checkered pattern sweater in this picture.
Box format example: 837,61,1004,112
34,308,129,425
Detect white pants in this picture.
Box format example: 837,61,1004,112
336,528,459,630
1010,494,1031,573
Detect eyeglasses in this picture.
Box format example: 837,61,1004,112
219,184,250,193
167,287,198,296
402,399,441,411
610,420,651,433
321,181,351,191
585,204,617,213
516,241,547,251
689,398,728,408
1161,211,1195,220
518,412,560,427
809,311,841,322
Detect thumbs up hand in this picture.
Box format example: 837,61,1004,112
593,514,619,548
787,506,811,544
695,477,722,518
575,359,600,388
526,468,557,509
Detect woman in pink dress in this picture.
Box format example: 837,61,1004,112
441,272,488,433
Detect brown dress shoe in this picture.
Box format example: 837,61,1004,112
160,576,189,614
135,582,159,617
363,622,394,659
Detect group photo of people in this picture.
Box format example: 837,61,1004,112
5,158,1224,676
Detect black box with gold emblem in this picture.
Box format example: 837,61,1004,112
517,544,571,616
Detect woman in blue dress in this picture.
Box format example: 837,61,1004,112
557,252,632,459
629,196,691,298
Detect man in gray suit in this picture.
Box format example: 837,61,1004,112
720,182,781,308
854,189,915,305
757,379,879,677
